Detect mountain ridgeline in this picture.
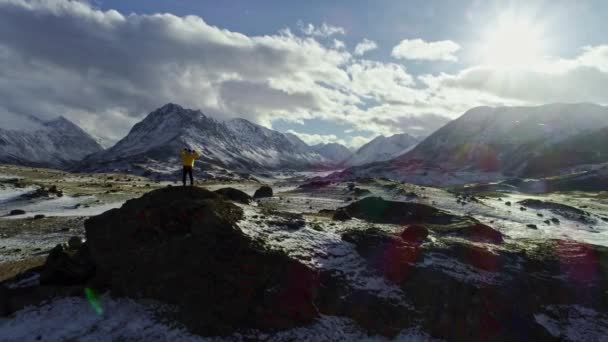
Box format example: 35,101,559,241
0,116,103,168
78,104,348,175
336,103,608,185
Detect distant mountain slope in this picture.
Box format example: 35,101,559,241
78,104,336,175
312,143,353,164
522,126,608,177
0,116,103,168
346,133,420,166
334,103,608,185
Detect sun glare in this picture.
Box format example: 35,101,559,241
479,13,546,68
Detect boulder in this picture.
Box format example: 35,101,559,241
337,197,464,225
253,185,273,199
353,188,371,196
214,187,252,204
332,209,352,221
400,225,429,243
455,223,504,244
67,236,83,250
8,209,25,216
85,186,319,335
39,244,96,286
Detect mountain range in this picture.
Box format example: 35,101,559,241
4,102,608,186
335,103,608,185
0,115,103,168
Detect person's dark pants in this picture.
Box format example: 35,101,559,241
182,166,194,186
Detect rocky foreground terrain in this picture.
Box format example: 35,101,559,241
0,165,607,340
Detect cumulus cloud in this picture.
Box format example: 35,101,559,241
354,39,377,56
286,129,370,149
392,39,460,61
298,21,345,37
3,0,605,148
425,45,608,105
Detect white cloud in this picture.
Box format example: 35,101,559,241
286,130,343,146
392,39,460,61
298,21,345,37
425,45,608,105
4,0,607,149
354,38,377,56
286,130,371,149
333,39,346,50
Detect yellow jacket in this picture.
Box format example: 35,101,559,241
180,150,200,167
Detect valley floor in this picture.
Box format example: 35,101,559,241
1,164,608,340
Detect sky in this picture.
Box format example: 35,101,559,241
1,0,608,148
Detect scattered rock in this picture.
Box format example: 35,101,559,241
551,217,560,224
33,214,45,220
214,187,253,204
537,213,544,217
267,212,306,230
253,185,273,199
8,209,25,216
505,201,512,206
520,207,527,211
332,209,352,221
518,199,595,224
298,180,331,189
353,188,371,197
526,224,538,230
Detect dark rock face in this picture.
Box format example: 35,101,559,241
214,187,252,204
85,187,318,335
253,185,273,199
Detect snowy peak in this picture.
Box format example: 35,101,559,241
346,133,420,166
80,104,338,173
312,143,353,164
0,115,103,168
392,103,608,178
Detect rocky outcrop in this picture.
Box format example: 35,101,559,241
253,185,273,199
85,186,318,335
214,187,252,204
335,197,466,225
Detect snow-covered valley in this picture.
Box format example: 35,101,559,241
1,164,608,341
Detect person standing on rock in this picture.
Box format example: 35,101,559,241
180,148,200,186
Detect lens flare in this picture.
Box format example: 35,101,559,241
85,287,104,315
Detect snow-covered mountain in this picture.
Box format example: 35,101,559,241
0,115,103,168
312,143,353,165
334,103,608,185
78,104,337,175
346,133,420,166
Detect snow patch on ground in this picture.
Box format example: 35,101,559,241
534,305,608,341
0,195,123,218
0,295,434,341
238,207,408,303
0,186,36,204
